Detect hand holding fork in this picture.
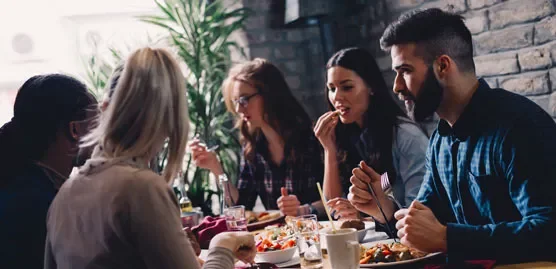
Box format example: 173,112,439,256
188,135,223,175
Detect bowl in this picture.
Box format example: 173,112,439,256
357,225,372,242
256,247,296,264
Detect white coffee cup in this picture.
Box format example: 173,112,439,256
324,228,360,269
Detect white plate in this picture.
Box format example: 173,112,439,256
359,239,443,268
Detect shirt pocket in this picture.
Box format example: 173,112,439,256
467,172,493,196
467,172,506,222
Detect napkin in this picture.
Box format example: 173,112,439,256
424,260,496,269
192,216,228,249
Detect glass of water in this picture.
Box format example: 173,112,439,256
224,205,247,231
291,214,322,269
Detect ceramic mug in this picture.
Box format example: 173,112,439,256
324,228,360,269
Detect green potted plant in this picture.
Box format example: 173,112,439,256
141,0,250,216
82,0,250,216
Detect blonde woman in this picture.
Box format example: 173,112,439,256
44,47,255,269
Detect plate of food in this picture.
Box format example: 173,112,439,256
246,210,284,231
359,239,442,267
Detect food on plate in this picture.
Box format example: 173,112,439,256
340,219,365,231
255,225,296,252
360,242,427,264
246,211,281,224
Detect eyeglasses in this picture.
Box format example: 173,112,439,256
232,92,259,108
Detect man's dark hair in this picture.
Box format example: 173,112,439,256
380,8,475,72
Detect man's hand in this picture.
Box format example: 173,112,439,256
277,187,301,216
394,200,447,253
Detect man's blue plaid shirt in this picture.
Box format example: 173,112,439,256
417,79,556,263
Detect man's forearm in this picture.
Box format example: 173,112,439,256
446,219,554,263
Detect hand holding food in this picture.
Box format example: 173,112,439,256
277,187,301,216
394,201,447,253
314,111,340,152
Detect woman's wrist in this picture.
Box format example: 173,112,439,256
297,204,313,216
323,147,337,156
211,164,224,176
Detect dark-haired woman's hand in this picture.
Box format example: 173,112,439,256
188,139,223,175
348,161,395,224
314,111,339,152
277,187,301,216
327,197,360,220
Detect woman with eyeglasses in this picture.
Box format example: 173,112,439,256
189,58,325,217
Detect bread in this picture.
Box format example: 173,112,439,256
340,219,365,231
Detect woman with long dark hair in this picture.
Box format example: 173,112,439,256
314,47,428,222
190,58,324,217
0,74,97,269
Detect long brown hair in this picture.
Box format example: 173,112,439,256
223,58,311,163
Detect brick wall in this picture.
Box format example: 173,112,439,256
237,0,556,120
235,0,327,119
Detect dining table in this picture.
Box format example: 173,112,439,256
199,220,556,269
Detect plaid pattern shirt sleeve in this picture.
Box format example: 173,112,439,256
416,132,457,224
235,151,258,210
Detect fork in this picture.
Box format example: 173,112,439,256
193,134,219,152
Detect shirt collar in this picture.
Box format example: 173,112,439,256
437,78,490,140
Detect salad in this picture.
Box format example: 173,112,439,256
255,225,296,252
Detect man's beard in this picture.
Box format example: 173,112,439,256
405,66,443,122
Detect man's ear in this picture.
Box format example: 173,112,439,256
435,55,452,78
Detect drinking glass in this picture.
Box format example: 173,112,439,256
224,205,247,231
291,214,322,269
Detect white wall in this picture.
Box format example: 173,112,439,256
0,0,167,124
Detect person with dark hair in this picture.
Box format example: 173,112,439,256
0,74,97,269
189,58,325,217
313,47,428,224
349,8,556,263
